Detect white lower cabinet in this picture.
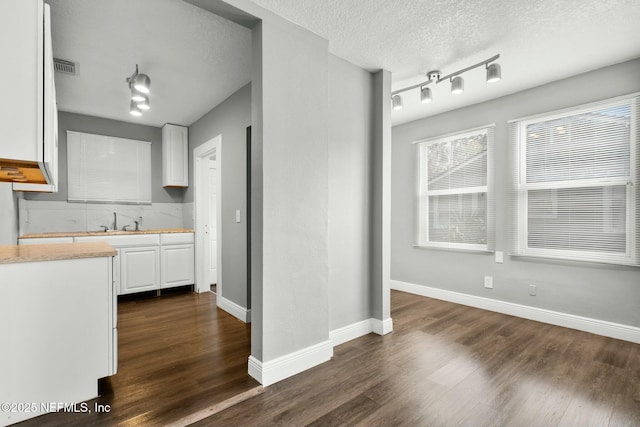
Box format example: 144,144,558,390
21,232,194,296
120,246,160,295
161,244,195,288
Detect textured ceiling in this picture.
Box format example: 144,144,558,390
249,0,640,126
47,0,252,127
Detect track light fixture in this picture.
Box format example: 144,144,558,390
391,54,501,110
392,94,403,110
126,64,151,116
450,76,464,95
129,101,142,117
486,62,501,83
420,86,432,103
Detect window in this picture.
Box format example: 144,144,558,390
510,95,639,265
415,125,495,251
67,131,152,204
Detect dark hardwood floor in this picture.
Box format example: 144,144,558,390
17,288,260,427
191,290,640,427
15,289,640,426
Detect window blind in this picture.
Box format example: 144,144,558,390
416,125,495,251
67,131,152,204
510,96,639,265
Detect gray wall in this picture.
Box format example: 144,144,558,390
0,184,19,245
328,55,373,330
25,112,184,203
370,69,393,324
188,83,251,310
258,15,330,362
391,58,640,327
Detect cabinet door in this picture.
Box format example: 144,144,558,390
120,246,160,294
162,124,188,187
161,244,194,289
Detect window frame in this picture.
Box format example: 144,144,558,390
511,96,637,265
414,125,495,252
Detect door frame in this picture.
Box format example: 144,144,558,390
193,135,222,295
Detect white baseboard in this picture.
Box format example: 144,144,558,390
372,317,393,335
248,340,333,386
329,317,394,347
391,280,640,344
329,319,374,346
218,296,251,323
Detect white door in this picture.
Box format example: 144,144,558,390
209,161,217,284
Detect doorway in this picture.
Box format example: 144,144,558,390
194,135,222,296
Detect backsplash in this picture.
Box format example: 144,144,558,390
19,200,189,236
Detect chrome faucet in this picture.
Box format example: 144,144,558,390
134,216,143,231
112,212,117,231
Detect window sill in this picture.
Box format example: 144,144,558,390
413,244,493,255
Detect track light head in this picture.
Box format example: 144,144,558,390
451,76,464,95
131,87,145,102
137,94,150,110
392,95,403,110
420,86,432,104
133,73,151,94
486,63,501,83
130,101,142,116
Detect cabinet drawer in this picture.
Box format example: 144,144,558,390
160,232,194,245
75,234,160,247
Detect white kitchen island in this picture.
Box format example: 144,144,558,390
0,242,117,426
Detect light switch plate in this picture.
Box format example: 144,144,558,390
235,210,241,223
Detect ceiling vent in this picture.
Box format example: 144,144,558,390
53,58,77,75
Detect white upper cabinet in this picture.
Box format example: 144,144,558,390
0,0,58,192
162,124,189,187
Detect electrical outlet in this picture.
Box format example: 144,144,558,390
484,276,493,289
529,284,537,296
495,251,504,263
235,209,241,223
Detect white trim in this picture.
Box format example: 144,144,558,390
247,340,333,386
218,296,251,323
372,318,394,335
508,92,640,124
391,280,640,344
412,123,495,145
193,135,222,294
329,319,374,346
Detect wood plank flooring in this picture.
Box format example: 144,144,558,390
191,290,640,427
17,288,260,427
